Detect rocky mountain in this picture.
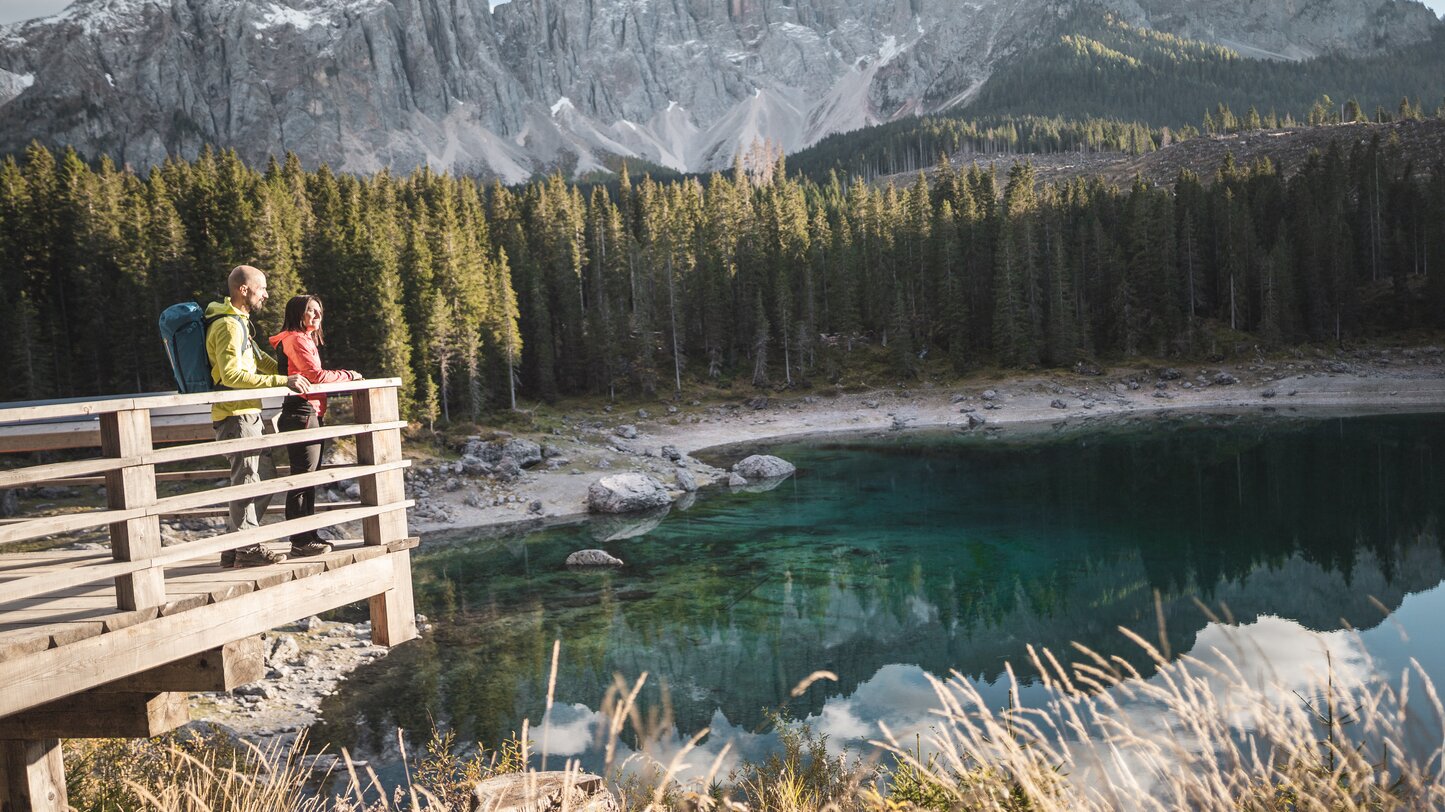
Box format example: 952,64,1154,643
0,0,1438,180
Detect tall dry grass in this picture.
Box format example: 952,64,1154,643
64,621,1445,811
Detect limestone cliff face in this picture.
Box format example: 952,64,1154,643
0,0,1437,179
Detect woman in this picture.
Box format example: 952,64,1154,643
269,295,362,557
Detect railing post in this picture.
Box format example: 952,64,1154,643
101,408,164,611
1,738,67,812
353,384,416,646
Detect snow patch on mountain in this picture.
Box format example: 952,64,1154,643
256,3,323,31
0,69,33,107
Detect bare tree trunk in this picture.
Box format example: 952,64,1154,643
667,256,682,398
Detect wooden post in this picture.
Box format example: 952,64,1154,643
0,739,66,812
368,547,416,646
100,409,164,611
353,385,416,646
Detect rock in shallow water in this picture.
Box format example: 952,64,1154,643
732,454,796,481
586,473,671,513
565,549,624,568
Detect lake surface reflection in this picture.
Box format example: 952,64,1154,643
314,411,1445,775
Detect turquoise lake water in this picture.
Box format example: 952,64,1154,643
314,411,1445,774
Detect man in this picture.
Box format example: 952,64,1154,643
206,265,312,567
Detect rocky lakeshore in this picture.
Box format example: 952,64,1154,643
13,346,1445,748
404,347,1445,535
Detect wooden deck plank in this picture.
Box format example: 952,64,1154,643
0,553,398,718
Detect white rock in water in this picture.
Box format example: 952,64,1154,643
732,454,796,481
566,549,624,568
728,472,748,488
587,473,671,513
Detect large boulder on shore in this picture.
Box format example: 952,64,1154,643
587,474,672,513
463,437,542,469
732,454,796,481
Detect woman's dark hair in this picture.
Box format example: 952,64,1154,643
281,295,325,345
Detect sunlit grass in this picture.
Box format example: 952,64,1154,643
67,617,1445,811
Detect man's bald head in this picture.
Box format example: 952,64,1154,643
228,265,270,313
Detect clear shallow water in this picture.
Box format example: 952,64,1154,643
314,411,1445,775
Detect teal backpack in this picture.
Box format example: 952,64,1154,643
158,303,249,393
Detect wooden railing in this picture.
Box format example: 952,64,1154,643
0,379,420,812
0,377,412,623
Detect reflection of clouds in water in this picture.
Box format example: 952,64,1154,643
532,614,1385,800
1072,615,1380,804
1188,615,1375,712
538,703,599,758
812,664,943,745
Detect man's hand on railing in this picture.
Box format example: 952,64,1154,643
286,374,313,394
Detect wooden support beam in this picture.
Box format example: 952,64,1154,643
101,409,165,611
0,553,397,718
0,738,66,812
96,636,264,694
369,547,417,647
0,692,188,739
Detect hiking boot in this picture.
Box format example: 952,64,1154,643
220,549,236,568
290,539,334,557
232,545,289,567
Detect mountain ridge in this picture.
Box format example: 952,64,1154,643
0,0,1439,179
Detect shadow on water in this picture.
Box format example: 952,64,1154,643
312,411,1445,771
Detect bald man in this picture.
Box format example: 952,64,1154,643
206,265,311,567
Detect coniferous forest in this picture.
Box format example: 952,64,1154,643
1,132,1443,422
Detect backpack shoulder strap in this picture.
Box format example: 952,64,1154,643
204,313,254,357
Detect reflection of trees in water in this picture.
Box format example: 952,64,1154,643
314,413,1445,758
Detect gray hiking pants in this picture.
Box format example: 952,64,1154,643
214,413,277,534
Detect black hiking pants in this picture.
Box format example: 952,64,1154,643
278,397,323,545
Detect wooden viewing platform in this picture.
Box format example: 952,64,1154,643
0,379,418,812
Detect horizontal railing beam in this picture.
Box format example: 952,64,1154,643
31,462,353,488
0,379,402,425
0,456,142,490
142,420,408,467
0,458,410,546
0,503,415,602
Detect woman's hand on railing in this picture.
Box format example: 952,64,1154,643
348,370,364,381
286,374,313,394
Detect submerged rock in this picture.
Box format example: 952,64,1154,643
565,549,624,568
732,454,796,481
727,472,749,488
587,473,671,513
